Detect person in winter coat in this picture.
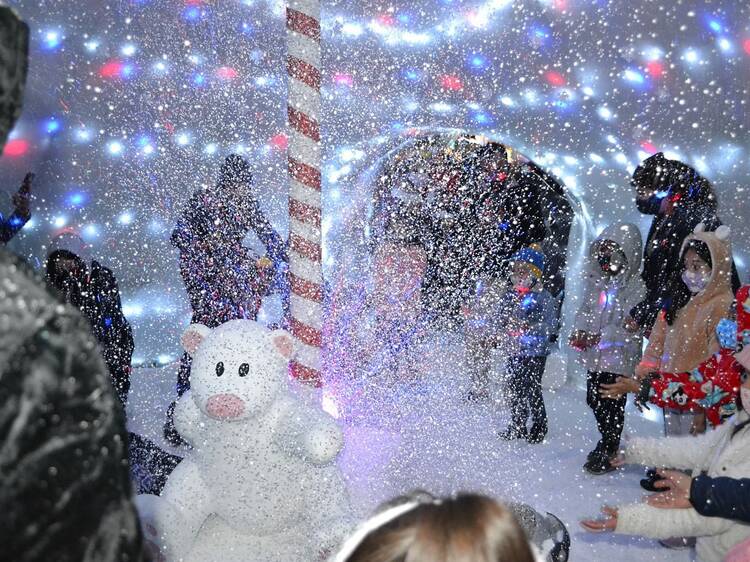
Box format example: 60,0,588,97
581,369,750,562
0,171,33,244
465,245,557,443
166,154,286,444
627,152,740,333
569,223,645,475
335,491,569,562
635,224,734,435
0,249,147,562
45,249,135,405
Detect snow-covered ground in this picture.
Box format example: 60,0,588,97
127,331,693,562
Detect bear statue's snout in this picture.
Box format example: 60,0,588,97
205,393,246,420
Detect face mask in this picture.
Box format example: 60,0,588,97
741,387,750,415
682,270,710,294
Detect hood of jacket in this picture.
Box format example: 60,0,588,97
589,222,643,282
681,224,732,306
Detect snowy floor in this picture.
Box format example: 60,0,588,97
127,331,694,562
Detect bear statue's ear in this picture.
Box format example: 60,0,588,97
693,222,706,234
182,324,211,355
271,330,296,360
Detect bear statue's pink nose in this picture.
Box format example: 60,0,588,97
205,393,245,420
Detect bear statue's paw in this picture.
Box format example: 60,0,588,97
304,423,345,464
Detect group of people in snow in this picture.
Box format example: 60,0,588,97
3,147,750,562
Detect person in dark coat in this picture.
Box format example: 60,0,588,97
627,153,740,333
166,154,286,444
0,171,33,244
0,249,146,562
45,249,135,405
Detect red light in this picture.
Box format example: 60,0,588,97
333,73,354,87
377,14,395,26
553,0,568,9
640,141,658,154
215,66,238,80
270,134,288,150
99,60,124,79
743,39,750,55
544,70,566,87
646,61,665,77
2,139,29,157
440,75,463,91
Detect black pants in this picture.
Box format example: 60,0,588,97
586,371,626,454
507,356,548,431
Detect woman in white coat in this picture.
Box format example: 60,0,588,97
581,352,750,562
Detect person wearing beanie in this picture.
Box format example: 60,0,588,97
569,222,645,475
464,244,558,443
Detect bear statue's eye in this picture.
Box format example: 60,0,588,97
238,363,250,377
215,362,225,377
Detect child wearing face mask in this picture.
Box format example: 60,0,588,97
633,225,736,441
569,223,645,474
490,246,558,443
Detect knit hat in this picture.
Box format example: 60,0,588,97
510,244,546,279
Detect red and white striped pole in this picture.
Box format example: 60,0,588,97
286,0,323,386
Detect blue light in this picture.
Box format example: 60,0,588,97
183,6,202,22
74,128,92,143
192,72,206,87
397,13,410,24
472,112,492,125
403,69,420,81
121,64,136,79
469,53,488,70
623,68,646,85
83,224,99,238
705,15,723,33
118,211,134,226
528,24,552,47
107,140,124,156
240,22,253,35
44,117,61,134
66,192,87,207
41,30,63,51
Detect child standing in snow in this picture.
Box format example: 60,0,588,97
569,223,645,474
602,225,735,437
474,245,557,444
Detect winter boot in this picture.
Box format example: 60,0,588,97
583,452,617,475
527,422,548,444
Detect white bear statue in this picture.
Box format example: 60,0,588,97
136,320,353,562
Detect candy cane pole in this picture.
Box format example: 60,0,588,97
286,0,323,386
